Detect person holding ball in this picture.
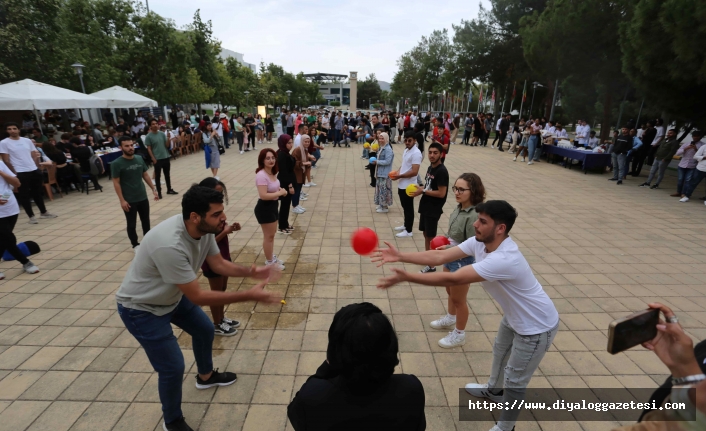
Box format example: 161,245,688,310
429,173,485,348
372,200,558,431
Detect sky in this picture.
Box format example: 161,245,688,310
146,0,483,83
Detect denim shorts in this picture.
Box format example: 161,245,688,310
443,254,475,272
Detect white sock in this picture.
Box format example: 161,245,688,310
447,314,456,321
454,328,465,335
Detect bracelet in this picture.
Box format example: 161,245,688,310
671,374,705,386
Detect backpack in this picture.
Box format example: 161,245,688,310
89,154,105,176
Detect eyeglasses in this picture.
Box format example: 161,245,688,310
452,186,470,193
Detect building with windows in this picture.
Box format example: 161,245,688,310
219,49,257,72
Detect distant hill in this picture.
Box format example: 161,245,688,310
379,81,391,92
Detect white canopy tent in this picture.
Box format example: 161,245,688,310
90,86,157,108
0,79,106,110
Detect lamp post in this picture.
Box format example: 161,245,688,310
286,90,292,109
529,82,543,119
244,90,250,113
437,93,442,112
71,62,92,123
298,96,301,109
426,91,432,113
271,91,276,113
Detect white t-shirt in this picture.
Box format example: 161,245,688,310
458,236,559,335
410,115,417,128
0,137,38,173
653,126,665,146
398,146,422,189
0,161,20,218
496,118,502,131
293,134,302,148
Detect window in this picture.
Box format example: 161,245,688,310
330,88,340,94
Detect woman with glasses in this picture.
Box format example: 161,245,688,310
429,173,486,348
255,149,288,270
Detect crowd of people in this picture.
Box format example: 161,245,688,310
2,104,705,431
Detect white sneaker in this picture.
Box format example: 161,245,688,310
394,225,406,231
266,259,285,271
303,183,311,188
527,161,534,165
395,230,413,238
308,182,317,187
292,207,303,214
300,196,308,201
679,196,689,202
272,254,284,265
438,331,466,348
464,383,504,402
23,261,40,274
28,216,38,224
522,157,526,162
376,207,389,213
213,176,220,180
39,212,58,219
300,192,308,197
240,151,244,154
0,272,5,280
430,314,456,329
376,205,382,211
513,157,517,161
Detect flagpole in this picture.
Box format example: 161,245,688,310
518,80,527,119
482,86,489,113
476,83,483,114
509,81,517,115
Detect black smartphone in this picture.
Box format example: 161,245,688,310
607,308,660,354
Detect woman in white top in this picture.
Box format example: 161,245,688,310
0,160,40,278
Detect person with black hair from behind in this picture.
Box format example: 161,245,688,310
288,302,426,430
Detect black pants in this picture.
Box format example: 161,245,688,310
123,199,150,247
398,188,415,233
154,159,172,194
16,170,47,218
497,132,507,150
278,193,291,230
287,127,294,137
368,151,377,186
248,131,255,148
462,130,471,145
646,145,659,166
631,148,649,176
0,214,28,265
235,132,244,151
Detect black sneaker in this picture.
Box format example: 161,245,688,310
158,192,163,199
650,184,659,189
167,189,179,195
222,316,241,328
195,368,237,389
420,265,437,273
639,182,649,187
608,178,618,181
214,321,237,337
617,180,623,185
163,417,194,431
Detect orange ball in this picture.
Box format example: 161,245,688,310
350,228,378,255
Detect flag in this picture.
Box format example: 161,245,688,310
469,92,473,104
522,87,526,103
512,83,517,99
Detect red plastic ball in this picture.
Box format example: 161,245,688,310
430,236,450,250
350,228,378,255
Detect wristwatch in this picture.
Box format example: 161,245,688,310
671,374,705,386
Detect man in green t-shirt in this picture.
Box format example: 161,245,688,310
144,118,178,198
112,136,159,250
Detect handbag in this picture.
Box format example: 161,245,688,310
212,133,225,154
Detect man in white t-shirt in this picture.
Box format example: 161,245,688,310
0,122,58,224
392,131,422,238
293,124,308,149
410,111,418,129
0,159,40,278
373,200,559,431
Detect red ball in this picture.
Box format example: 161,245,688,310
350,228,378,255
430,236,450,250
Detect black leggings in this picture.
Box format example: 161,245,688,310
278,193,291,230
16,170,47,218
0,214,29,265
397,188,415,233
235,132,244,151
154,159,172,193
123,199,150,247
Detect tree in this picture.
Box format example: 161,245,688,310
620,0,706,127
0,0,71,85
391,30,451,106
521,0,630,138
185,10,221,94
358,73,382,108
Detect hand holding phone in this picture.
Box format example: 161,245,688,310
607,308,659,354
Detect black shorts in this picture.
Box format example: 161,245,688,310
473,130,482,138
418,213,440,238
254,199,278,224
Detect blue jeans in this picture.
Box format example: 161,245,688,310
527,135,539,160
117,296,214,424
443,254,475,272
488,316,559,431
312,148,321,166
611,153,627,180
677,167,695,195
683,169,706,198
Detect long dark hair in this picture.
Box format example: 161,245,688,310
198,177,229,205
256,148,279,175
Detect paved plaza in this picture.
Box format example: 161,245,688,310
1,140,705,431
